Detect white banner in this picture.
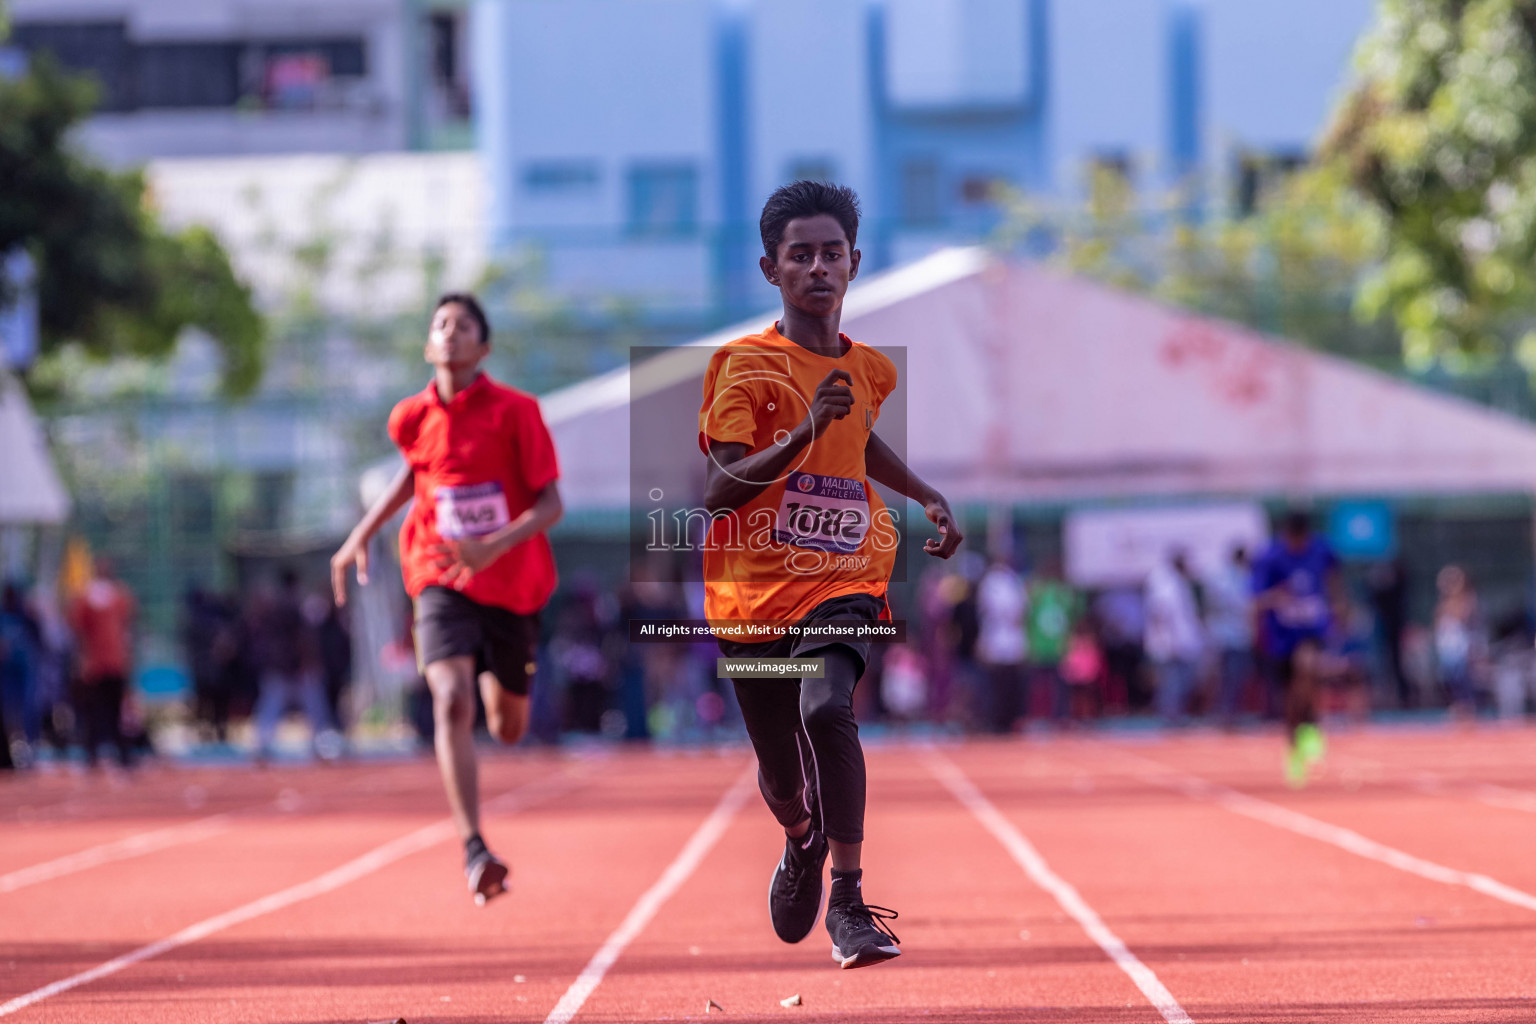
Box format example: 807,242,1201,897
1064,503,1269,587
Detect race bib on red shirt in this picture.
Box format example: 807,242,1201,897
435,482,510,538
773,471,870,554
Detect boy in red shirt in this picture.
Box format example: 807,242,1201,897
332,293,563,905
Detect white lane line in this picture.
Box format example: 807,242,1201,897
1113,749,1536,915
543,762,756,1024
1345,755,1536,817
0,769,581,1019
1470,782,1536,816
0,764,421,896
0,816,235,895
1418,776,1536,815
925,751,1194,1024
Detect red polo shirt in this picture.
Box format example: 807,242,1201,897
388,374,560,614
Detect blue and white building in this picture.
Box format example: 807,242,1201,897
474,0,1376,326
7,0,478,162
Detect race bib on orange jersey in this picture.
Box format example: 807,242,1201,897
435,482,510,538
773,471,871,554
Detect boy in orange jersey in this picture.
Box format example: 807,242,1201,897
699,181,963,968
332,293,563,905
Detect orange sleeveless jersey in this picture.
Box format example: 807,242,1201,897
697,324,900,628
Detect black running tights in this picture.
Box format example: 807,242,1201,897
731,645,865,845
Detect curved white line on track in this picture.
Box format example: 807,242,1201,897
0,770,582,1018
0,815,235,894
543,763,757,1024
925,751,1194,1024
1115,749,1536,915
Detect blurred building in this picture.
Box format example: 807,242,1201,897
145,152,489,319
9,0,1389,670
6,1,489,317
4,1,490,652
475,0,1376,324
7,0,475,162
8,0,1376,331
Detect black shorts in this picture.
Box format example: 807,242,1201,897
715,592,887,677
414,586,541,695
1274,634,1325,690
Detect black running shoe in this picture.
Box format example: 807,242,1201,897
769,830,828,943
466,846,510,907
826,900,901,969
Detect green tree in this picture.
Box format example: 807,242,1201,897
0,54,263,395
995,1,1536,379
994,164,1399,367
1325,0,1536,369
1158,165,1398,366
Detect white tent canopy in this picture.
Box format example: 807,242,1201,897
538,247,1536,511
0,372,70,525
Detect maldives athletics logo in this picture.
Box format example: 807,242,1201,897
795,473,816,493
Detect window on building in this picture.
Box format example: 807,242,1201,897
959,174,1008,204
12,21,135,111
900,159,942,226
628,164,699,236
787,158,837,184
250,39,367,110
136,43,240,108
12,24,368,112
1235,149,1306,216
428,11,471,121
524,161,601,194
266,39,365,78
885,0,1030,110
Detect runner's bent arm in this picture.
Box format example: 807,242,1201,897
331,463,416,605
433,481,564,586
704,368,855,515
864,430,963,559
705,438,806,516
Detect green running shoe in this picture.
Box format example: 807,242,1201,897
1296,723,1326,765
1284,746,1308,789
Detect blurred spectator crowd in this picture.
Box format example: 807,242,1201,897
517,539,1536,743
881,546,1531,734
3,535,1535,769
0,560,151,772
0,560,351,771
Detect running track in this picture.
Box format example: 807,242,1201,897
4,727,1536,1023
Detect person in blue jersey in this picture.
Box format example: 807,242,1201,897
1251,511,1340,786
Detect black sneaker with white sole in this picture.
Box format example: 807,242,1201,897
769,829,828,942
465,841,509,907
825,899,901,969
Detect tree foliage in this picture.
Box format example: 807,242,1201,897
1326,0,1536,369
0,55,263,395
997,1,1536,379
994,165,1400,367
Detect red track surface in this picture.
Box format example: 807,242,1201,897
4,727,1536,1022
